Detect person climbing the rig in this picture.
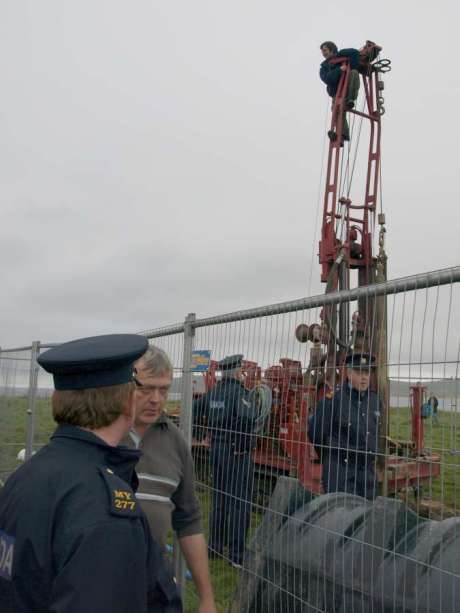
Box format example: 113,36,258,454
319,41,360,144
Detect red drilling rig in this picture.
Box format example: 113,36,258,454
191,41,440,498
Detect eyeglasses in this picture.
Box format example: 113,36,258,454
133,376,170,397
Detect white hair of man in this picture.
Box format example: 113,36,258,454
138,345,173,377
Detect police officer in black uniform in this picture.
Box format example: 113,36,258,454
0,334,182,613
308,352,381,500
194,354,255,568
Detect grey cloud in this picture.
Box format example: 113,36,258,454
0,0,459,354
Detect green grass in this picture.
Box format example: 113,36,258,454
388,407,460,510
1,397,459,611
0,395,54,481
184,556,240,612
182,486,261,612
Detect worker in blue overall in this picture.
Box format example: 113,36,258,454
194,354,256,568
308,352,381,500
427,393,439,424
0,334,182,613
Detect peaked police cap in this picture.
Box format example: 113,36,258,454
345,352,376,368
37,334,148,390
217,354,243,371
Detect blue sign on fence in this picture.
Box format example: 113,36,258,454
192,350,212,372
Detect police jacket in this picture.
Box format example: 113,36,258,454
194,377,256,452
0,425,182,613
320,48,360,97
309,383,381,472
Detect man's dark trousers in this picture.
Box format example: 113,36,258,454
209,441,253,564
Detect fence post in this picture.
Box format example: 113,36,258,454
375,258,389,497
174,313,196,597
25,341,40,461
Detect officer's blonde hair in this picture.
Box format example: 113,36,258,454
137,345,173,378
52,382,134,429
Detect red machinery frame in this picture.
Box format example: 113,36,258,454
320,42,385,285
190,42,440,498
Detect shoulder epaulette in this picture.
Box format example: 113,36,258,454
99,467,142,518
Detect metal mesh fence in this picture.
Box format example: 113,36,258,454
184,272,460,611
1,266,459,612
0,348,34,483
0,343,57,484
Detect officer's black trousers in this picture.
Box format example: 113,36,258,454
323,459,378,500
209,442,254,564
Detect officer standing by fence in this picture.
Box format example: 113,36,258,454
0,334,181,613
194,354,256,568
308,352,381,500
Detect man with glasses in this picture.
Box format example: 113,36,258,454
122,346,216,613
308,352,381,500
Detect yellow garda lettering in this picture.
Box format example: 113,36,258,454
114,490,136,510
114,490,132,500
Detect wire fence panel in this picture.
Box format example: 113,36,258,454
385,281,460,517
190,308,325,611
1,267,459,612
0,348,35,483
188,271,460,612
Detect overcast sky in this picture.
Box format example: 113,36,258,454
1,0,459,349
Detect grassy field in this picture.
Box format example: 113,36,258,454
0,395,55,481
1,396,459,611
389,406,460,511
